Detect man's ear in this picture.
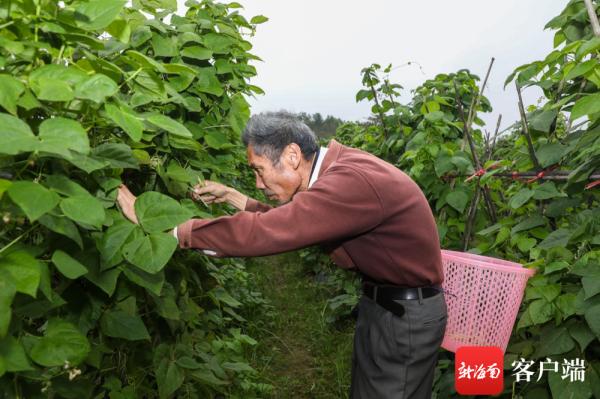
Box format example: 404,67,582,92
284,143,302,170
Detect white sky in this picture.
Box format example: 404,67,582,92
178,0,567,132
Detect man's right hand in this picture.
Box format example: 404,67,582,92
191,180,248,211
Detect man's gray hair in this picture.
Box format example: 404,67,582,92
242,111,319,165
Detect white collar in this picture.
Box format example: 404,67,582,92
308,147,328,189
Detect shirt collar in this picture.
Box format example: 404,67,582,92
308,147,328,189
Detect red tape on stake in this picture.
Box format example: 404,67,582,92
465,168,486,182
526,165,559,184
526,171,546,183
464,162,502,182
585,180,600,190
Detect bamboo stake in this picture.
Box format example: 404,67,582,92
584,0,600,38
454,81,481,165
445,172,600,181
485,115,509,214
488,114,502,162
467,58,495,128
453,80,498,223
460,57,495,151
515,82,542,170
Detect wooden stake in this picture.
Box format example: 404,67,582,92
453,80,498,223
454,81,481,166
515,82,542,170
584,0,600,37
467,58,495,128
446,172,600,181
462,185,481,251
490,114,502,160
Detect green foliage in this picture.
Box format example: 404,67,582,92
0,0,271,397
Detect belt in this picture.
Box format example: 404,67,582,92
362,283,442,318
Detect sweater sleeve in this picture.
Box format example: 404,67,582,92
176,166,384,257
244,198,273,213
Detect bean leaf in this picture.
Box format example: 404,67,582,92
75,0,127,31
0,336,33,372
39,117,90,155
446,191,469,213
122,231,178,273
29,319,90,367
105,104,143,142
60,195,106,228
0,75,25,114
571,93,600,120
100,310,150,341
147,114,193,138
135,192,193,233
0,251,41,298
7,181,60,221
51,250,88,279
0,113,38,155
75,74,118,103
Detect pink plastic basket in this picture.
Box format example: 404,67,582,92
440,249,536,353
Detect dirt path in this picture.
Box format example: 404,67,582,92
247,253,355,399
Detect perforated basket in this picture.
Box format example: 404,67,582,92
440,250,536,353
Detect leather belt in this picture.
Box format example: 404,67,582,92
362,283,442,318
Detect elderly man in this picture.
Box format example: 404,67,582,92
117,112,447,399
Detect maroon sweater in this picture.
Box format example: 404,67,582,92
177,139,443,286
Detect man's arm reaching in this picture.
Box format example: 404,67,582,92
176,165,384,258
191,180,249,211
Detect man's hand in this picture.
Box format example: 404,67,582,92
191,180,248,211
116,184,139,224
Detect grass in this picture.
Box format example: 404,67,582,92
246,252,355,399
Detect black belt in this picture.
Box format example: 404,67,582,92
362,283,442,318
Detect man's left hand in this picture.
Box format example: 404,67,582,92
116,184,139,224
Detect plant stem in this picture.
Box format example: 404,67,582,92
565,79,588,134
34,1,41,43
56,44,65,64
120,68,143,89
463,184,481,251
366,74,390,140
0,224,37,256
383,78,397,108
0,20,15,30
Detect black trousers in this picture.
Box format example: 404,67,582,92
349,292,447,398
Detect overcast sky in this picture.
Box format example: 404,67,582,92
179,0,567,131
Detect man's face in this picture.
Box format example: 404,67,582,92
247,145,302,204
